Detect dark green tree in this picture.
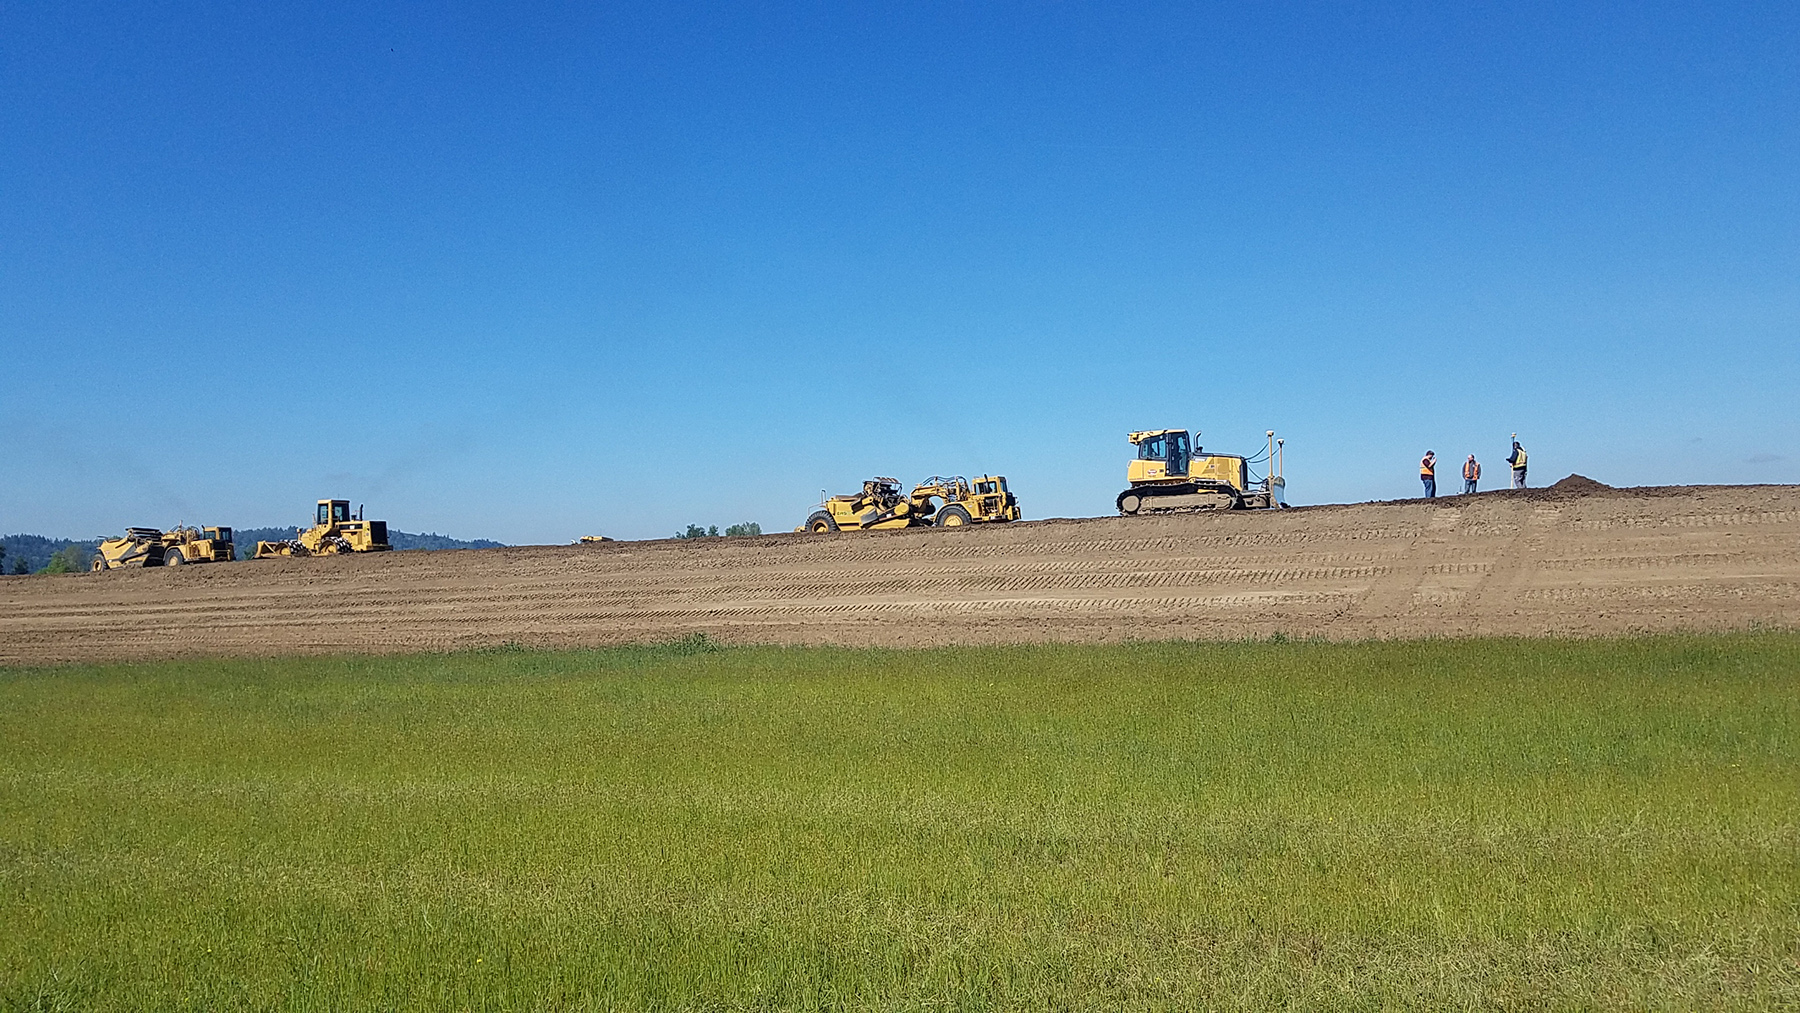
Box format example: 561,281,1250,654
724,522,762,537
43,545,90,573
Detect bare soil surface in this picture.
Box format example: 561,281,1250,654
4,480,1798,664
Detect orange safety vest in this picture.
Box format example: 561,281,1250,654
1420,456,1435,477
1464,459,1480,480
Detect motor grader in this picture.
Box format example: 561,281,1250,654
1116,429,1287,515
160,525,234,566
255,500,391,558
801,475,1020,533
91,528,168,570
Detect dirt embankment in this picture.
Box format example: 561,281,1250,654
3,480,1797,664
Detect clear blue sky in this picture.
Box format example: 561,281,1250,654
4,2,1796,543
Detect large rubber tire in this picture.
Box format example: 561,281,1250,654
806,511,839,534
163,548,184,566
937,505,973,527
90,556,107,572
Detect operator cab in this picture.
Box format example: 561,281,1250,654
317,500,354,525
206,527,231,542
1133,430,1191,477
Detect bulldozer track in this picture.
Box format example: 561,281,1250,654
3,482,1798,663
1129,504,1235,517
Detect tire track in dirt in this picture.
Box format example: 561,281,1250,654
3,482,1797,663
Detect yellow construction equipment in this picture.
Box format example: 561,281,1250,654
801,475,1021,532
92,528,168,570
1116,429,1287,515
160,525,234,566
255,500,391,558
910,475,1021,526
802,478,930,533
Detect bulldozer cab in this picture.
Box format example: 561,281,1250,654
1133,430,1190,478
206,526,231,543
318,500,353,525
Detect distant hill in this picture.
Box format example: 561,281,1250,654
1,528,505,574
391,531,506,551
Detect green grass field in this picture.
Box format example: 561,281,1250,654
2,634,1797,1011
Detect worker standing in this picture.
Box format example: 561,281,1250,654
1463,454,1480,494
1420,450,1437,498
1508,439,1528,488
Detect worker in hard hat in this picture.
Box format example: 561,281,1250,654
1420,450,1436,498
1462,455,1480,494
1508,440,1528,488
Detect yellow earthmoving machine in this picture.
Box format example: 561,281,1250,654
801,475,1022,533
255,500,391,558
1116,429,1287,515
92,528,168,570
910,475,1021,527
160,525,234,566
801,478,933,533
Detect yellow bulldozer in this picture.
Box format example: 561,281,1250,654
160,525,234,566
801,475,1020,533
254,500,391,558
91,528,168,570
1116,429,1287,515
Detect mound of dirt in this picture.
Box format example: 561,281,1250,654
1546,474,1616,496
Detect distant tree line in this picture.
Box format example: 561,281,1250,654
674,522,762,539
390,531,506,551
0,535,97,575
